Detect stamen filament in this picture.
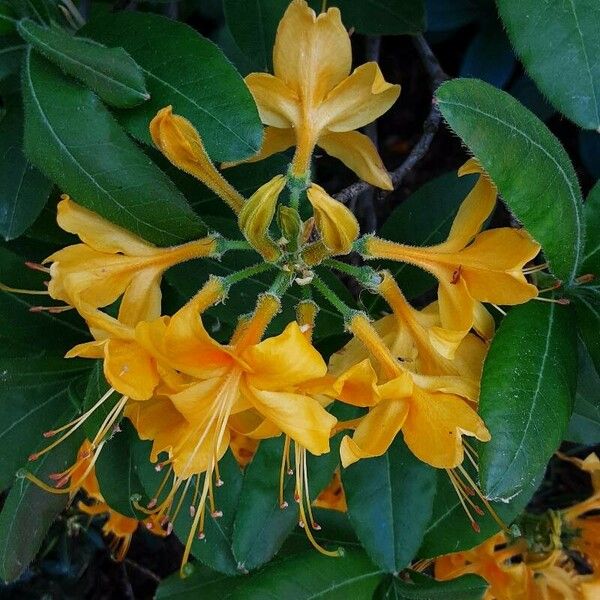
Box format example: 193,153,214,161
0,282,49,295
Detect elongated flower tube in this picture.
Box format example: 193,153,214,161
238,175,286,261
150,106,245,214
243,0,400,186
45,196,218,325
362,160,541,337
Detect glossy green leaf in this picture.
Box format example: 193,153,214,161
0,101,52,241
375,573,487,600
225,0,424,72
566,339,600,444
6,0,61,25
479,302,577,501
342,437,437,573
156,566,241,600
437,78,585,283
425,0,489,32
22,50,206,246
18,19,149,108
0,404,84,582
367,171,477,313
172,452,243,575
228,550,382,600
83,12,262,162
0,1,17,35
0,244,89,352
0,34,24,80
0,356,88,490
94,419,156,519
581,181,600,276
232,435,341,572
497,0,600,129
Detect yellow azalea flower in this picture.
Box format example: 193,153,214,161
243,0,400,187
238,175,286,261
124,282,337,569
313,469,347,513
45,196,217,325
363,159,541,337
150,106,245,214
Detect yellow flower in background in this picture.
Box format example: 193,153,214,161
364,159,541,337
313,469,347,513
243,0,400,187
45,196,217,326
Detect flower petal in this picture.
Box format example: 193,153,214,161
223,126,295,168
243,321,327,390
333,359,380,407
402,387,490,469
245,384,336,455
340,397,409,467
319,62,400,132
168,376,228,425
273,0,351,104
437,275,476,334
318,130,392,189
245,73,300,128
118,268,163,326
307,183,359,254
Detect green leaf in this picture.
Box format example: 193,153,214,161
94,419,156,519
231,435,341,572
0,403,84,582
341,437,437,573
0,356,88,490
368,171,477,313
581,180,600,276
0,100,52,241
572,284,600,374
7,0,61,25
436,78,585,284
0,34,24,80
227,550,382,600
18,18,149,108
0,1,17,35
22,50,207,246
375,573,487,600
156,566,241,600
82,12,262,162
479,302,577,501
224,0,424,72
496,0,600,130
0,244,89,352
566,339,600,444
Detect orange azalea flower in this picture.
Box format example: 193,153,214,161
45,196,217,325
313,469,347,513
243,0,400,187
363,159,540,337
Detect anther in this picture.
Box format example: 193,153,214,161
215,478,224,487
280,501,288,509
197,531,205,540
146,522,153,530
576,273,595,284
25,261,50,273
211,510,223,518
471,521,481,533
287,468,294,475
312,522,321,531
298,520,305,528
28,453,39,462
43,430,56,438
166,522,174,535
189,506,196,517
147,498,157,509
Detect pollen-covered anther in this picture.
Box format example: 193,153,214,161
197,531,205,540
311,522,322,531
280,501,289,509
215,478,224,487
147,498,157,509
189,505,196,517
211,510,223,518
298,520,305,528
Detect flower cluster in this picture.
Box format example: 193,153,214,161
14,0,543,576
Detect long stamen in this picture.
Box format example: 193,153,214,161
279,436,291,508
446,469,480,533
25,261,51,274
91,395,129,447
534,296,570,305
302,446,320,530
523,262,548,274
0,282,49,295
30,305,73,314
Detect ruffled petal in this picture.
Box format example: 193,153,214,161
306,183,359,254
243,321,327,390
244,384,336,455
168,376,228,426
245,73,300,128
402,387,490,469
340,397,409,467
318,62,400,132
118,268,163,326
273,0,351,104
333,359,380,407
318,130,392,189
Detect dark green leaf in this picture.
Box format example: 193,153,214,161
0,1,17,35
368,171,477,312
83,12,262,162
232,435,341,572
7,0,61,25
497,0,600,129
18,18,149,108
581,180,600,276
156,565,241,600
0,244,89,351
572,284,600,374
436,78,585,284
0,356,88,490
579,131,600,179
342,437,437,573
375,572,487,600
479,302,577,501
0,404,84,582
0,101,52,241
227,549,382,600
0,34,24,80
22,50,207,246
425,0,489,32
567,339,600,444
509,76,556,122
